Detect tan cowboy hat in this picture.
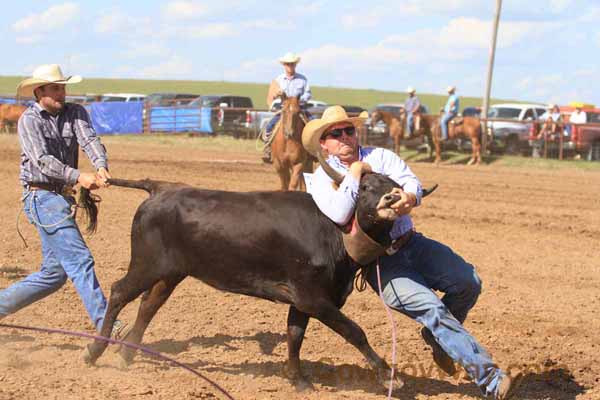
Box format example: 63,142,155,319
279,52,301,64
16,64,82,97
406,86,416,94
446,85,456,93
302,105,367,157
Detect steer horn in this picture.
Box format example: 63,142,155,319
317,151,345,184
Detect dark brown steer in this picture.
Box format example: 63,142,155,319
83,173,436,391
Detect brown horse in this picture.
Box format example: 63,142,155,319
370,110,406,154
430,115,482,165
271,94,312,191
0,104,27,133
370,110,433,154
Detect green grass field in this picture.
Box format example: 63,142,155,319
0,75,512,112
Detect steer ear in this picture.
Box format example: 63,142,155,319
422,184,439,198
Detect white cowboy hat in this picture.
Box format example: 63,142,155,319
446,85,456,93
548,103,556,109
16,64,82,97
302,105,367,157
406,87,416,94
279,52,301,64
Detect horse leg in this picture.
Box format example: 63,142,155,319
469,134,481,165
273,158,291,191
285,306,313,390
118,277,183,366
288,163,305,191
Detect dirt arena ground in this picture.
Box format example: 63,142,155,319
1,135,599,400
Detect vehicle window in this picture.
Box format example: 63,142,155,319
234,97,253,108
523,109,535,120
587,112,600,123
101,96,126,102
535,108,547,118
488,107,521,119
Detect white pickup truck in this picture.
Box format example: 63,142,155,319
487,103,547,154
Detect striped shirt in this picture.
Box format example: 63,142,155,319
18,102,108,187
309,146,422,240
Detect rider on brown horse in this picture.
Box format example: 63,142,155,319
262,52,312,163
404,87,421,138
440,86,459,141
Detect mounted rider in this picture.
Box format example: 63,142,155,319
440,85,460,141
404,87,421,138
261,52,312,163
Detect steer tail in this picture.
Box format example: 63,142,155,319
108,178,187,195
108,178,157,194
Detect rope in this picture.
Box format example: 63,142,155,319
254,112,281,151
375,260,397,400
0,322,235,400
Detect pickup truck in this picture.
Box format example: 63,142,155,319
487,103,547,155
188,95,254,138
557,106,600,161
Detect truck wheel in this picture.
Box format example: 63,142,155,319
505,136,520,155
586,141,600,161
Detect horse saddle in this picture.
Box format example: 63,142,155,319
450,116,464,126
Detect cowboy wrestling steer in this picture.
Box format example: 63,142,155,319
84,174,434,390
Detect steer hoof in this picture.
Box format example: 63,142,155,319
283,365,314,392
82,345,97,366
377,369,404,391
293,377,315,392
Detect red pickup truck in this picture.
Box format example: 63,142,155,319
560,106,600,161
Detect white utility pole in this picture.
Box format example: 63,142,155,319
481,0,502,155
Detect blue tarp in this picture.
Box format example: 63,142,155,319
149,107,212,133
89,101,143,134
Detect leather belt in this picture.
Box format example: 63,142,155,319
27,182,74,196
386,229,415,256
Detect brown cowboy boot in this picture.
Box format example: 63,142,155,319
421,327,457,376
261,145,272,164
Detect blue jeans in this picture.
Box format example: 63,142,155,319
406,112,414,136
0,189,107,330
366,232,505,397
266,113,281,135
441,112,456,140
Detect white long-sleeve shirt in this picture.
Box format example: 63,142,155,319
309,146,422,239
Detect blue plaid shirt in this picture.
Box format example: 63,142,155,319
275,73,312,102
18,102,108,187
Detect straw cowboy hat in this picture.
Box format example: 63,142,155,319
406,86,416,94
302,105,367,157
446,85,456,93
279,52,301,64
16,64,82,97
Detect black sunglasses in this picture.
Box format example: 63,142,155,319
326,126,356,138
